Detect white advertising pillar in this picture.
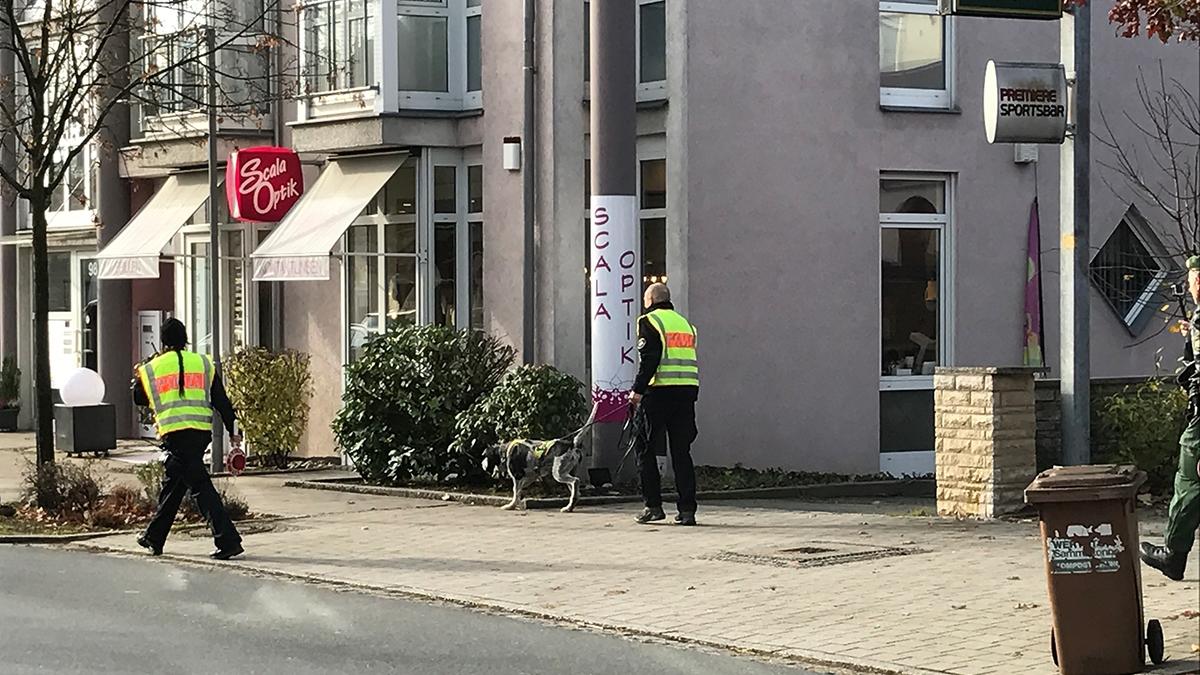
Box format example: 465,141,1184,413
589,0,638,479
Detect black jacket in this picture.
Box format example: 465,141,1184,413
633,301,699,398
132,350,237,435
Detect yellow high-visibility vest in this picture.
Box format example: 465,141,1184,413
642,309,700,387
137,350,214,437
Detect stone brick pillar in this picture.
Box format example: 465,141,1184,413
934,367,1041,519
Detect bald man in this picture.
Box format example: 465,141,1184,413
630,283,701,526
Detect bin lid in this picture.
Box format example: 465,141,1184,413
1024,464,1147,504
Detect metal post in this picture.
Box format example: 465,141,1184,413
1060,4,1091,465
588,0,638,480
207,26,225,473
522,0,536,364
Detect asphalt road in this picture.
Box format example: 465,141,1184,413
0,547,825,675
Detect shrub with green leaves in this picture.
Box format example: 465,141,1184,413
452,364,589,479
223,347,313,468
1095,378,1186,494
333,324,515,484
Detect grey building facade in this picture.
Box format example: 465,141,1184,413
4,1,1198,476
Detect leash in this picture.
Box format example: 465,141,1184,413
613,402,647,480
552,400,636,443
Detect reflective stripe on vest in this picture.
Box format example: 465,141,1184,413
138,350,214,437
643,309,700,387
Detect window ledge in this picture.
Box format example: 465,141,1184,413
582,98,669,112
880,104,962,115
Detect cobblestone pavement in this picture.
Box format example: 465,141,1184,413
2,432,1197,674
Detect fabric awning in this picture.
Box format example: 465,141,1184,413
251,152,408,281
94,172,212,279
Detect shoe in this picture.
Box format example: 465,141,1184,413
136,535,162,556
1140,542,1186,581
210,544,245,560
674,512,696,526
635,507,666,524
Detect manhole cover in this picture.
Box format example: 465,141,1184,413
703,540,928,569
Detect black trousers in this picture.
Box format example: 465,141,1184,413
143,430,242,550
636,388,699,514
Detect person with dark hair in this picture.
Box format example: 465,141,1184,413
132,317,244,560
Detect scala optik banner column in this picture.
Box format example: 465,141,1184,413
590,195,639,420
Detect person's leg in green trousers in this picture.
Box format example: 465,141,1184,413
1140,423,1200,581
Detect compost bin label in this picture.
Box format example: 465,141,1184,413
1046,523,1124,575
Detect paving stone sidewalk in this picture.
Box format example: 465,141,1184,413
2,433,1196,674
79,479,1200,675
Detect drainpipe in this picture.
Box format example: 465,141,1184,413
522,0,536,364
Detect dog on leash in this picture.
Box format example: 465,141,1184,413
481,407,595,513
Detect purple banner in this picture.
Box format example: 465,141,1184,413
1024,198,1045,367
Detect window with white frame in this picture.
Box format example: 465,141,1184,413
343,149,482,362
395,0,482,109
880,176,952,384
30,141,99,230
584,0,667,101
879,1,953,109
302,0,376,94
1089,206,1170,333
138,0,269,126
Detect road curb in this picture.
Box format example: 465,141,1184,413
0,529,134,544
282,478,935,510
71,540,911,675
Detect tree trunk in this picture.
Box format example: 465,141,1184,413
30,190,53,465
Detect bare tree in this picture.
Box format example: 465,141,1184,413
1093,62,1200,344
0,0,294,465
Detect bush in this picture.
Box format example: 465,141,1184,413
452,365,589,480
333,325,515,484
223,348,313,468
21,461,105,517
134,461,165,503
1095,378,1185,494
135,461,251,522
0,355,19,408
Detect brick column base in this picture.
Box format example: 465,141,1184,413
934,367,1041,519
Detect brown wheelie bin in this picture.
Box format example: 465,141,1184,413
1025,464,1165,675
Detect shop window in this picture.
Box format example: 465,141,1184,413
48,252,72,312
879,1,953,109
1090,207,1169,332
345,152,480,359
880,176,950,383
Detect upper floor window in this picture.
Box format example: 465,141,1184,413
584,0,667,101
299,0,481,112
137,0,269,129
1090,206,1170,334
879,1,953,110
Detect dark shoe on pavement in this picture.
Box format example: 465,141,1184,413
1140,542,1186,581
635,507,666,524
674,512,696,526
136,535,162,556
210,544,245,561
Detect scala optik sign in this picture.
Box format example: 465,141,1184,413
226,146,304,223
983,61,1069,145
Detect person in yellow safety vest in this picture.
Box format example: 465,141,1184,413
629,283,700,526
132,318,244,560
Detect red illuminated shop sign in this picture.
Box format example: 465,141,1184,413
225,146,303,223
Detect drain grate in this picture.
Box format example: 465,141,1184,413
703,540,928,569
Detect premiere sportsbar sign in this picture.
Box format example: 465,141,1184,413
983,61,1069,144
939,0,1063,20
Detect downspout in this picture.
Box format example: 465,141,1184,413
522,0,537,364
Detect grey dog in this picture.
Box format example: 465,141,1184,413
481,407,596,512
